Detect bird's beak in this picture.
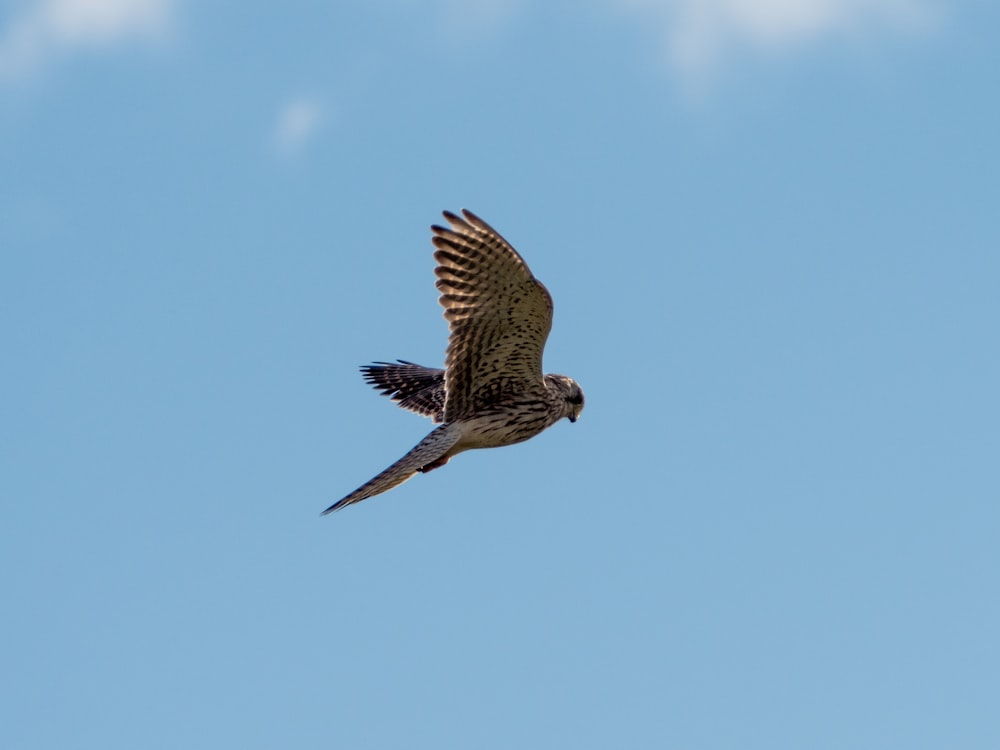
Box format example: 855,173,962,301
568,415,577,423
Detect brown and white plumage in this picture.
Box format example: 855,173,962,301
432,210,554,422
361,361,445,422
323,210,584,514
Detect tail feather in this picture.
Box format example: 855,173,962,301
322,424,462,514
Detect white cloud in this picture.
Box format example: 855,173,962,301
432,0,523,32
275,97,324,155
0,0,171,80
616,0,936,79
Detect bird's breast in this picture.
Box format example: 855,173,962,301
455,403,557,450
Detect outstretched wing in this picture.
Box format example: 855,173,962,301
361,360,445,422
431,209,553,422
322,424,462,514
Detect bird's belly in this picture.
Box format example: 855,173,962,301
457,412,551,450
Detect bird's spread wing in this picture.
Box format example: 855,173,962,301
322,424,462,514
361,360,445,422
431,209,553,422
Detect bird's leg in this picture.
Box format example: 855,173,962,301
417,455,451,473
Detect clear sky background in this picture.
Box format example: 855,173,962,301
2,1,998,748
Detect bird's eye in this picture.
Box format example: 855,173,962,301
568,392,583,406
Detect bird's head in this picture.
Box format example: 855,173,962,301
545,374,585,423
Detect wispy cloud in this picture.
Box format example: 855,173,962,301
0,0,172,80
431,0,523,33
274,97,324,156
615,0,936,81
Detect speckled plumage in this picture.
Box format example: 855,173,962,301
323,210,584,514
361,361,446,422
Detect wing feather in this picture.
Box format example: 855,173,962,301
431,209,553,422
361,361,445,422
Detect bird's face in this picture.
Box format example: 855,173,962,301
547,374,585,423
566,382,585,423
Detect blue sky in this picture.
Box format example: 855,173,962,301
3,1,999,748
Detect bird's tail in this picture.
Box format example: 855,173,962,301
322,424,463,514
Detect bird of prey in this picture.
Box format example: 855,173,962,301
322,209,584,514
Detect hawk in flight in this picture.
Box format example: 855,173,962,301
323,209,584,514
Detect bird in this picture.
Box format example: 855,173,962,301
322,209,584,514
